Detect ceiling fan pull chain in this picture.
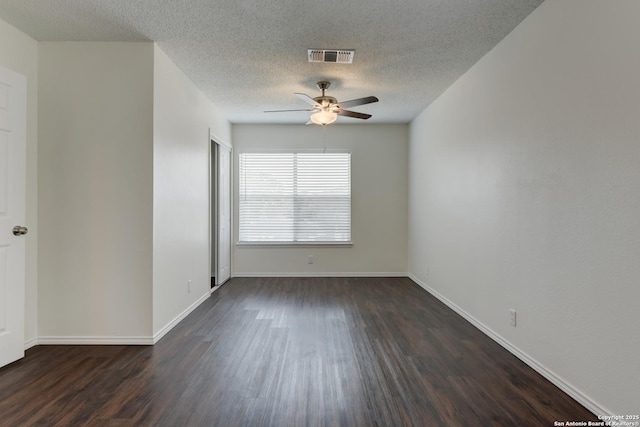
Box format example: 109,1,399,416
323,125,327,153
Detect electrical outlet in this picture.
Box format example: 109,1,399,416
188,280,192,293
509,309,517,327
308,255,314,264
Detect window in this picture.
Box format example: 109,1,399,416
239,152,351,244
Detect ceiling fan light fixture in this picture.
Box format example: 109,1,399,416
310,110,337,125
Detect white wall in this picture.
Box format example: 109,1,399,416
232,124,408,276
152,46,231,336
0,18,38,346
38,42,154,340
408,0,640,415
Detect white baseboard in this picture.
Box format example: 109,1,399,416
232,272,409,278
24,337,39,350
37,336,154,345
24,293,211,348
153,292,210,344
408,274,610,417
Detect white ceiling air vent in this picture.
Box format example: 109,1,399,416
308,49,355,64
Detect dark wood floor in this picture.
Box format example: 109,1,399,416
0,277,595,426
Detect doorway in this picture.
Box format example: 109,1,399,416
211,139,231,289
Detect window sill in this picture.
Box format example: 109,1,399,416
236,241,353,248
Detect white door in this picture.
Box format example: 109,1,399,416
217,146,231,284
0,65,27,368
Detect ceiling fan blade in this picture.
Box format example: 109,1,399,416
264,108,315,113
336,109,372,120
295,93,321,107
305,119,314,125
337,96,379,109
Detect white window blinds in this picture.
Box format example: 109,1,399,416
239,152,351,243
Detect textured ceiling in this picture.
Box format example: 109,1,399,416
0,0,543,124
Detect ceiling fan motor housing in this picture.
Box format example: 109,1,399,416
314,81,336,108
314,96,337,108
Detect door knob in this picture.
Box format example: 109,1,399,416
12,225,28,236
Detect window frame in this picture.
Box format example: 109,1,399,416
237,149,353,247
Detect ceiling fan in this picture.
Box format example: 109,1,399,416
265,81,379,125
